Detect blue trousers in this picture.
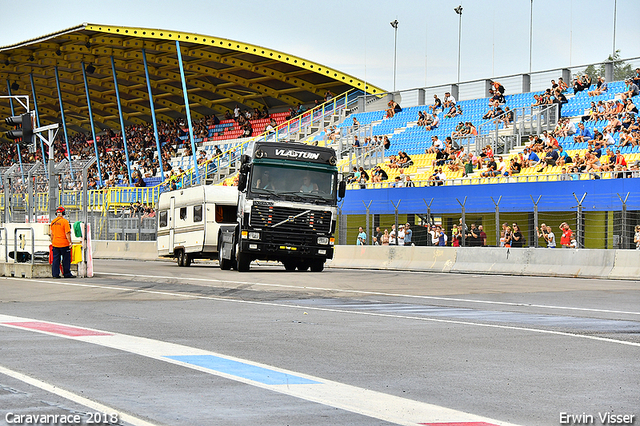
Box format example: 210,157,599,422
52,246,71,278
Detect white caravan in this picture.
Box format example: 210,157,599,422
157,185,238,266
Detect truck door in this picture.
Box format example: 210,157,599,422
169,196,175,253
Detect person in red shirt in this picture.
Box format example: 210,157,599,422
559,222,573,248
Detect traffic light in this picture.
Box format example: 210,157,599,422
4,111,34,145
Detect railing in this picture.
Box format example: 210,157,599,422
364,56,640,107
347,169,639,190
339,144,386,178
171,89,361,189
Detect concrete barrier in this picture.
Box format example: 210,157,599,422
608,250,640,280
329,245,637,281
92,241,159,260
523,248,616,279
87,241,636,281
329,245,456,272
451,247,530,275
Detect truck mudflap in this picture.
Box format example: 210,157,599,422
219,226,237,261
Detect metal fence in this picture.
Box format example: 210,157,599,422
338,191,640,250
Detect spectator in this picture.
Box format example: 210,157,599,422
389,224,397,245
425,113,440,131
478,225,487,247
443,91,456,109
480,157,498,177
536,224,556,248
588,77,608,97
435,226,447,246
559,222,573,248
404,223,413,246
371,165,389,182
428,168,446,186
373,226,382,245
356,226,367,245
397,224,405,246
622,79,640,102
465,223,479,247
429,94,442,113
573,122,593,144
426,136,444,154
635,225,640,250
451,224,461,247
381,229,390,245
511,224,525,247
489,80,505,95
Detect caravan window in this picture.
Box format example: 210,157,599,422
159,211,168,228
180,207,187,220
193,205,203,222
215,205,236,223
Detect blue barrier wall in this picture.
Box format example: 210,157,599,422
341,179,640,214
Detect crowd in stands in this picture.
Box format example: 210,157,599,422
0,101,297,192
345,71,640,189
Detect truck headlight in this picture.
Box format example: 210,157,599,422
248,231,261,240
317,236,329,245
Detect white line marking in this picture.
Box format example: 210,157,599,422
0,364,159,426
98,271,640,317
4,277,640,348
0,313,520,426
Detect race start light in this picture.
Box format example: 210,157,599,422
4,111,34,143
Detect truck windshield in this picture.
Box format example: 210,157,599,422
249,164,336,204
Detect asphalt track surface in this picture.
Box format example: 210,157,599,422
0,259,638,426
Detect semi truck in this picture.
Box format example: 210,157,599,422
158,141,344,272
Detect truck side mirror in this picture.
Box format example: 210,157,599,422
241,154,251,164
338,180,346,198
238,173,247,192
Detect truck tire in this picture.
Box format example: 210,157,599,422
218,237,232,270
283,261,296,272
184,253,192,267
310,260,324,272
176,250,185,267
236,251,251,272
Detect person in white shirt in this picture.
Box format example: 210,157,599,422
443,92,456,108
545,225,556,248
397,225,405,246
602,130,616,146
496,156,508,176
389,224,397,245
425,113,440,131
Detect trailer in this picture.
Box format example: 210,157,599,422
157,185,238,266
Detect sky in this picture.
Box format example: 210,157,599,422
1,0,639,93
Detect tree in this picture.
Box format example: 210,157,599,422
582,50,634,82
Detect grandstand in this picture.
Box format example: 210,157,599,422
1,24,639,250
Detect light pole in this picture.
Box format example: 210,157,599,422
612,0,617,60
529,0,533,73
454,6,463,83
390,19,398,92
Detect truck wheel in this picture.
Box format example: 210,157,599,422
176,250,185,267
310,261,324,272
283,261,296,272
236,251,251,272
297,262,309,272
218,238,232,270
184,253,192,267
